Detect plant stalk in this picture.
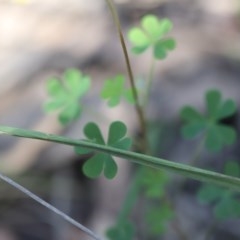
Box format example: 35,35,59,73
105,0,148,153
143,57,156,109
1,126,240,191
117,167,143,223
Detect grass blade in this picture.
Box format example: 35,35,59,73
0,126,240,191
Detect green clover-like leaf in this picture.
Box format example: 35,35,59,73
180,89,237,152
197,161,240,220
214,196,240,220
44,68,91,125
197,184,224,203
101,75,135,107
75,121,132,179
106,220,135,240
206,90,237,120
128,14,176,59
205,124,236,151
224,160,240,177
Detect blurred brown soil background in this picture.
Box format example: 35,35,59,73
0,0,240,239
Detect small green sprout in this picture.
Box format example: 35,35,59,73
44,69,91,125
180,89,237,152
197,161,240,220
75,121,132,179
128,14,176,59
101,75,135,107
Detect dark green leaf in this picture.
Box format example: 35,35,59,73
75,121,131,179
181,89,237,152
108,121,127,144
83,154,105,178
74,140,93,155
180,106,203,122
214,197,240,220
206,90,221,117
225,161,240,177
216,99,236,119
111,138,132,150
197,185,224,203
104,155,118,179
205,125,223,152
84,122,105,144
218,125,237,146
181,122,205,139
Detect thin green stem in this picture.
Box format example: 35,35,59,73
143,57,156,109
168,135,206,239
105,0,148,153
0,172,103,240
117,167,144,223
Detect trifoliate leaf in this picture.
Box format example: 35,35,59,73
206,90,237,120
75,121,132,179
180,89,237,152
198,161,240,220
128,14,175,59
101,75,135,107
44,68,90,125
214,196,240,220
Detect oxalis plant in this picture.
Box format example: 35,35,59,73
0,1,239,240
